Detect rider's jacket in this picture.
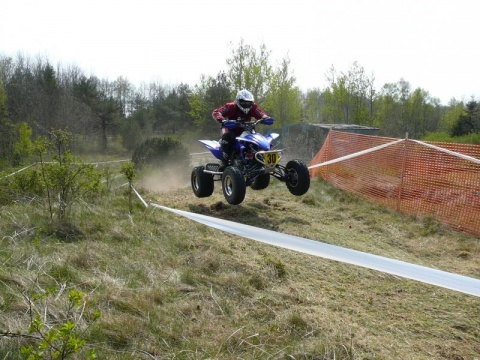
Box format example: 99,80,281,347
212,102,268,125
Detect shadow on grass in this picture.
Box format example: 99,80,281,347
188,200,310,231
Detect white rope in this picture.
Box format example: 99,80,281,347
308,138,480,170
411,139,480,164
88,159,130,165
0,163,37,180
1,160,130,180
101,173,125,184
308,139,404,169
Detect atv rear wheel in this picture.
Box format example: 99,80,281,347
285,160,310,196
250,173,270,190
191,166,214,198
222,166,246,205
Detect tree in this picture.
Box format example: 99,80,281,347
112,76,134,117
373,79,444,138
263,56,303,127
405,88,430,138
322,62,374,125
226,40,272,103
0,120,17,165
13,122,33,165
73,76,122,152
373,80,411,137
451,99,479,136
374,87,400,135
322,66,349,123
0,79,8,116
4,55,36,127
439,99,464,133
151,84,192,135
304,88,324,124
346,61,373,125
120,118,143,151
0,80,17,163
189,72,231,137
120,90,153,150
0,55,15,84
35,61,60,131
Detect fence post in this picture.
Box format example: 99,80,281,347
397,133,409,212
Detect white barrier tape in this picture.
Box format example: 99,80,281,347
412,139,480,164
308,139,404,169
150,203,480,297
129,189,480,297
101,173,125,184
131,185,149,208
308,138,480,170
0,163,37,180
129,184,480,296
1,160,130,180
88,159,130,165
117,182,130,189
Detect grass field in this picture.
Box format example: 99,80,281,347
1,174,479,359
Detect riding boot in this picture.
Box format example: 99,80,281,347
218,152,230,171
219,133,234,171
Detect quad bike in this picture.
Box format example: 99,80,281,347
191,119,310,205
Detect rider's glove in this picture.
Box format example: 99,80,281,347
260,117,275,125
222,120,237,129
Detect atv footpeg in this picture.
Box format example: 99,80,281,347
205,163,221,172
204,163,222,175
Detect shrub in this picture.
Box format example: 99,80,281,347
34,130,103,220
421,131,480,144
131,137,191,170
1,288,99,360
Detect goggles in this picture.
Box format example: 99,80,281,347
239,100,253,108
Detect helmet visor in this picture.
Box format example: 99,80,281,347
239,100,253,109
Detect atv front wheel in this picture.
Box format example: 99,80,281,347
222,166,246,205
285,160,310,196
191,166,214,198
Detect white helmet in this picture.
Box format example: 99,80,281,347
235,89,254,114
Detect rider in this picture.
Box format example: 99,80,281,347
212,89,274,170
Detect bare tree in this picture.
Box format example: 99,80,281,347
73,76,121,152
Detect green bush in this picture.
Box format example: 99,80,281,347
421,131,455,143
421,131,480,144
1,129,104,221
9,168,45,197
131,137,191,170
454,132,480,145
35,130,103,221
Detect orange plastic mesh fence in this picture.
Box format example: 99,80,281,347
309,130,480,237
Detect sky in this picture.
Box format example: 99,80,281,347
1,0,479,105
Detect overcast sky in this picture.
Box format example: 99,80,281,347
1,0,479,105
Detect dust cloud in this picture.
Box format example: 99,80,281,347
138,165,191,193
137,143,216,193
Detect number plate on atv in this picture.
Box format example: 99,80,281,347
264,151,280,166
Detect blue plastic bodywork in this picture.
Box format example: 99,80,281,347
199,132,280,162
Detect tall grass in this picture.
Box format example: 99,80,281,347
1,176,479,359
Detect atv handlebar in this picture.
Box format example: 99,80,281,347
223,117,273,129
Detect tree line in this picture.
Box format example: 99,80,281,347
1,40,479,167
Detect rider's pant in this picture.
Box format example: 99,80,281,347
220,132,236,161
